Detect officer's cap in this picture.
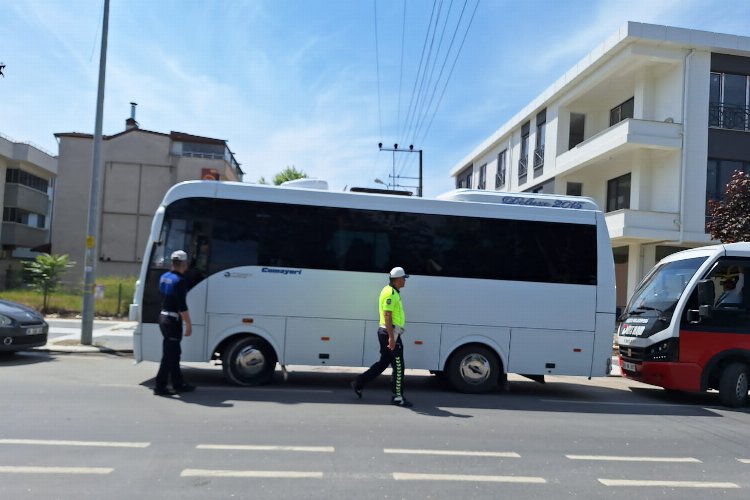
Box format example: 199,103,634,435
389,267,409,279
171,250,188,262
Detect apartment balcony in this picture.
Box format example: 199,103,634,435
0,222,49,249
557,118,682,174
605,209,680,241
3,184,50,216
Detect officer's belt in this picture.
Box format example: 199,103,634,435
160,311,180,319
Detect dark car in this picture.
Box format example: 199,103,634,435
0,300,48,352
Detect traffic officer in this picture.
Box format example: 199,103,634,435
352,267,412,407
154,250,196,396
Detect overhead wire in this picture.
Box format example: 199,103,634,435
417,0,480,147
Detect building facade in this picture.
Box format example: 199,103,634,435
0,134,57,289
449,22,750,311
53,112,243,281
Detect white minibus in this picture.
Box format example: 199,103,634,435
131,181,615,393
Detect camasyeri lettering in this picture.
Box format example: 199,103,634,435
262,267,302,276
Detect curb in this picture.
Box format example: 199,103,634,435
36,344,133,355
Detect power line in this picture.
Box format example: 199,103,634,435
417,0,480,147
373,0,383,141
411,0,466,147
396,1,407,135
398,0,437,143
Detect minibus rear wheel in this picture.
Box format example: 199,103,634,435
222,336,277,386
718,362,749,408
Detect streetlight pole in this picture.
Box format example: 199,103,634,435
81,0,109,345
377,143,423,197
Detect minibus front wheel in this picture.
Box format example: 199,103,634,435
222,336,277,386
718,362,749,408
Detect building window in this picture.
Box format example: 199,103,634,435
610,97,634,126
709,72,750,131
706,158,750,218
495,150,507,189
569,113,585,149
519,122,530,184
606,173,631,212
456,164,473,189
4,168,49,193
477,164,486,190
2,207,45,228
566,182,583,196
534,110,546,177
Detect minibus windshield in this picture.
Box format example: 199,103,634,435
625,256,708,319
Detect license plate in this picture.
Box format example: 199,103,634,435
26,327,44,335
622,361,637,372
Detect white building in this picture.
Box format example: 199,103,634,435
0,133,57,289
449,22,750,311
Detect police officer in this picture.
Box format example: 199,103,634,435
352,267,412,407
154,250,196,396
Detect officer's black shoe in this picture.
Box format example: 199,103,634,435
153,387,175,396
350,380,362,399
391,397,413,408
174,384,196,393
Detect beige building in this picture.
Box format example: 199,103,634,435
53,110,243,281
0,133,57,289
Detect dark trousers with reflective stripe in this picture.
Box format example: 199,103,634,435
155,315,184,389
356,329,405,398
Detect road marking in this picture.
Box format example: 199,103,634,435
0,439,149,448
598,479,739,488
393,472,546,483
567,455,701,463
197,444,334,453
385,448,520,458
737,458,750,464
181,469,323,479
0,466,113,475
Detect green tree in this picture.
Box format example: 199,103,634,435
706,169,750,243
24,253,75,313
272,165,308,185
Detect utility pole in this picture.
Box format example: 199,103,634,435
377,143,423,197
81,0,109,345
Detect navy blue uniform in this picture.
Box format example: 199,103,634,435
155,270,188,391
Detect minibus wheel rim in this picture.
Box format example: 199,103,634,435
736,372,748,400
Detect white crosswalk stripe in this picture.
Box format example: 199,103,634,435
181,469,323,479
0,466,113,475
197,444,334,452
0,439,149,448
567,454,700,463
598,479,739,488
385,448,519,458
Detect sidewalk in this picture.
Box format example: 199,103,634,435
39,319,135,354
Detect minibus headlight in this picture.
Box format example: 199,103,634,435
645,338,679,362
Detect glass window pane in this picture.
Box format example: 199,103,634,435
724,74,746,107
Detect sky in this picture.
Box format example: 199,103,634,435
2,0,750,197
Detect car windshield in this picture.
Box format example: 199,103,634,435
625,256,708,318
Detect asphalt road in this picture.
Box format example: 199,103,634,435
1,350,749,500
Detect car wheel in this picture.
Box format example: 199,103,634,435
718,362,749,408
446,344,500,394
222,337,277,386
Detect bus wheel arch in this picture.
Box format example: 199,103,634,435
220,334,278,386
701,350,750,391
444,343,503,394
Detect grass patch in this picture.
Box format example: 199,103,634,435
1,276,136,318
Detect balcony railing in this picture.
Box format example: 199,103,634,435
709,102,750,131
518,157,528,183
533,147,544,174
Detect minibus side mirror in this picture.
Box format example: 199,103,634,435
696,279,715,318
